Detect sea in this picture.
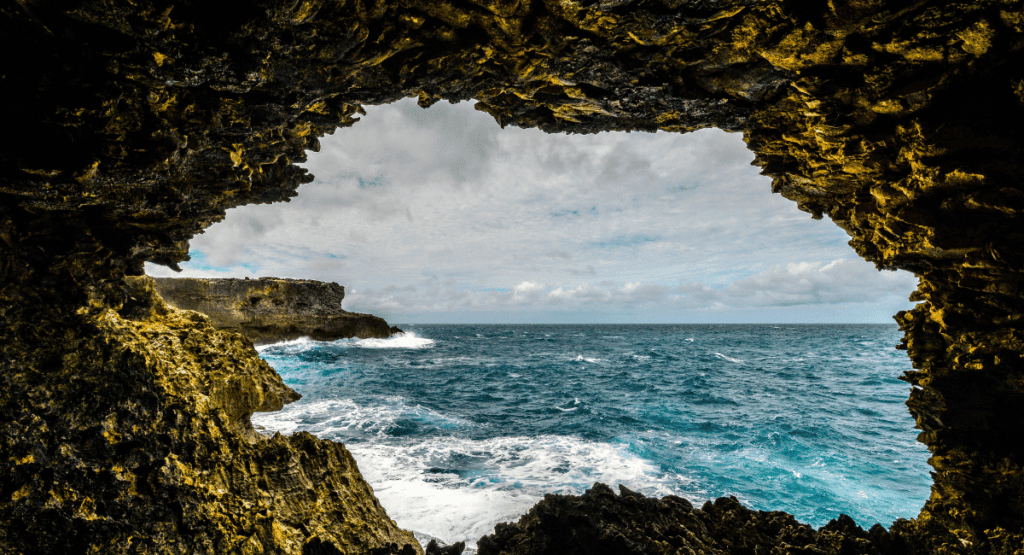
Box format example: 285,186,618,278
251,324,932,551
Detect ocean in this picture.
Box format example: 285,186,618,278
251,324,932,551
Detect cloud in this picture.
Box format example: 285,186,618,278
335,258,916,320
722,260,913,306
567,265,596,276
147,97,919,323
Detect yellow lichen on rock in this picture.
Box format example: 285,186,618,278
2,0,1024,552
0,278,420,554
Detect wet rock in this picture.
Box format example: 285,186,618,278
477,484,912,555
151,277,398,345
425,539,467,555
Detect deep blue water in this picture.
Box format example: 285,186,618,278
252,324,931,549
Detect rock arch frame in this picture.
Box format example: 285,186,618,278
1,0,1022,552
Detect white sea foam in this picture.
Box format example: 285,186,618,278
258,394,681,549
255,332,435,353
572,355,603,363
255,336,317,353
252,395,469,438
685,338,695,342
348,434,676,549
553,398,581,412
714,352,744,364
354,332,435,349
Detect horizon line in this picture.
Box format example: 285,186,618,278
393,322,899,325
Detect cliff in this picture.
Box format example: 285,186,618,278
0,276,420,554
152,277,400,345
1,0,1023,553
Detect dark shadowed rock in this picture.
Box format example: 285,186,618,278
425,539,467,555
2,0,1023,552
477,484,914,555
152,277,398,345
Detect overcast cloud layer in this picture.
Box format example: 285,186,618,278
147,98,918,323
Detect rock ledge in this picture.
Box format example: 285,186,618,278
152,277,400,345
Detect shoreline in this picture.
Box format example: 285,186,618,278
151,276,402,345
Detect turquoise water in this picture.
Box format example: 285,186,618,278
252,324,931,548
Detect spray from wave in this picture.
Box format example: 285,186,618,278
355,332,436,349
256,332,435,354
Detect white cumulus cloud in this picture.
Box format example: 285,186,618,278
147,98,919,323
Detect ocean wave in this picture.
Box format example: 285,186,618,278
714,352,744,364
353,332,436,349
348,434,680,549
251,395,471,438
555,398,584,412
255,336,318,353
255,332,435,353
252,323,931,544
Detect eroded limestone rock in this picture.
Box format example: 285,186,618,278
0,277,419,554
1,0,1023,553
152,277,399,345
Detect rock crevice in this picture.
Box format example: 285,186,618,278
0,276,419,554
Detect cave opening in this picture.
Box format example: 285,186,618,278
148,98,919,325
147,97,932,548
6,0,1023,550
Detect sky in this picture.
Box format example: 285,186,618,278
146,98,919,324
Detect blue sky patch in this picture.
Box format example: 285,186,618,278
357,175,386,188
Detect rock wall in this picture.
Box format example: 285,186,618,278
0,276,419,554
152,277,399,345
1,0,1023,553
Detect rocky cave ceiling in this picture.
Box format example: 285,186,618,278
1,0,1023,553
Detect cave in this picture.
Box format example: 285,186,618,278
1,0,1022,553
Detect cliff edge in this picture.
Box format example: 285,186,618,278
153,277,400,345
0,276,420,554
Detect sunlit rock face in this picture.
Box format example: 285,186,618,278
152,277,399,345
0,277,418,554
1,0,1022,553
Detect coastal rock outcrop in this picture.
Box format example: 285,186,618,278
1,0,1023,553
152,277,399,345
476,483,913,555
0,276,419,554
